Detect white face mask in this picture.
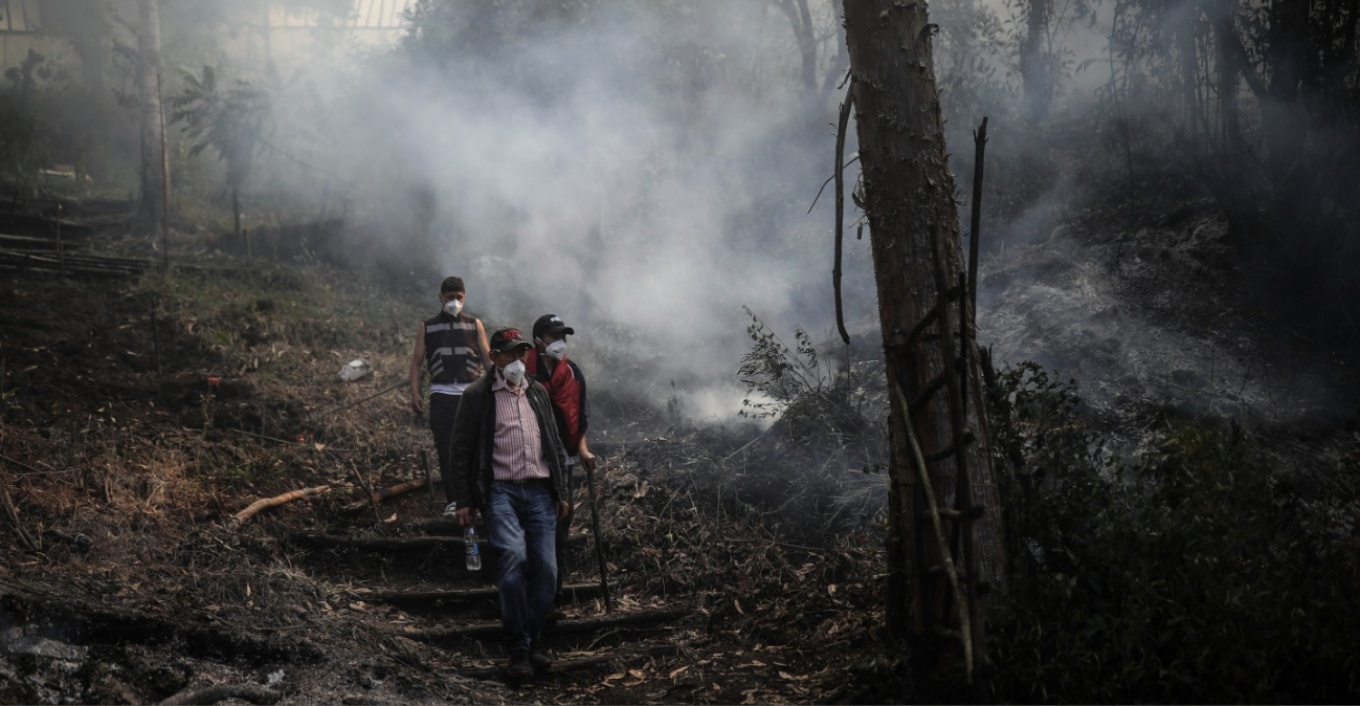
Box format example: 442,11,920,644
443,298,463,317
543,339,567,360
502,359,526,387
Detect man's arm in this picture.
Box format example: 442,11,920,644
475,319,492,368
409,322,426,413
571,362,596,471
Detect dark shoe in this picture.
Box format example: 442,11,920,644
529,647,553,671
506,650,533,680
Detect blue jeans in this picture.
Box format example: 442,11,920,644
485,482,558,653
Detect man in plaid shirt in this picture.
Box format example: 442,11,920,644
446,327,569,680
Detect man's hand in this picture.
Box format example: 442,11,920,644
454,507,473,527
579,448,597,472
410,392,424,414
555,500,570,520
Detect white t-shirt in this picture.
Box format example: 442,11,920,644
430,382,471,396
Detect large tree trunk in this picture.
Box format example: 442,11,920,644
841,0,1006,675
137,0,166,225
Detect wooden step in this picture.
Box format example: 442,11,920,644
284,531,589,551
353,581,605,607
397,605,689,643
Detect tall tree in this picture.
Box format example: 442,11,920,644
770,0,848,104
841,0,1006,688
1019,0,1053,125
136,0,167,224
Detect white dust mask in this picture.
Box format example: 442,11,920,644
544,340,567,360
502,359,527,387
443,299,463,317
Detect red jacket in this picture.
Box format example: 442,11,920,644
526,349,589,455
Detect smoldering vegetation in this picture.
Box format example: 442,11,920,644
2,0,1360,702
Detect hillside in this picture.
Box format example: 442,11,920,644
3,180,1359,703
0,207,901,705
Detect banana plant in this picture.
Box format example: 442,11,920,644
171,64,274,237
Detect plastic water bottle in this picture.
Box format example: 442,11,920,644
464,524,482,571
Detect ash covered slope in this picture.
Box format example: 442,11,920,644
979,200,1358,443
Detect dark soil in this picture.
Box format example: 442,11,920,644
4,190,1355,704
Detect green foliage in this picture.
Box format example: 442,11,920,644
170,65,275,193
989,362,1360,703
737,306,877,441
737,306,822,419
728,308,888,540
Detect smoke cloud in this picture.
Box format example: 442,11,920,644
311,2,870,421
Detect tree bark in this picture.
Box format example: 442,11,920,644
137,0,167,225
840,0,1005,646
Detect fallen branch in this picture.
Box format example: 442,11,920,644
230,486,331,528
160,684,281,705
286,532,466,551
400,605,689,643
0,477,39,552
357,581,604,606
0,453,68,475
342,477,428,513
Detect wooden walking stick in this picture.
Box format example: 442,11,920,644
584,458,612,612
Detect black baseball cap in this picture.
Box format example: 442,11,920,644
489,327,533,353
532,314,575,340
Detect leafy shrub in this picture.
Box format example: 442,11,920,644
989,362,1360,703
737,306,879,442
726,308,890,541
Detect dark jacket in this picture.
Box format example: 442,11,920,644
445,370,567,512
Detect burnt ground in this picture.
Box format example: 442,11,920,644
980,196,1360,459
3,191,1358,704
0,211,898,705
